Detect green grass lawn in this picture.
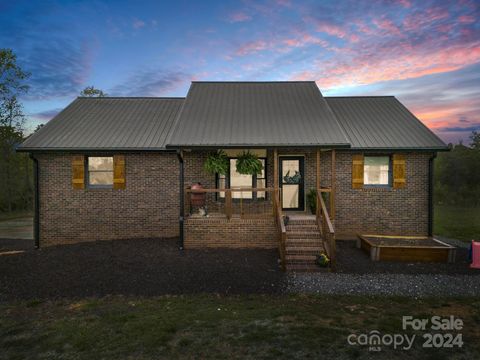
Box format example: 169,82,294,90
1,295,479,359
434,205,480,242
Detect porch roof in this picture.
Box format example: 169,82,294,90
166,82,351,148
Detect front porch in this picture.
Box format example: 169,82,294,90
179,148,338,271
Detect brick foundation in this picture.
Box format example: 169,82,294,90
184,217,278,248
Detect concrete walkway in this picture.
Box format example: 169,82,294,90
0,217,33,240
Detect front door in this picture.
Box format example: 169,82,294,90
279,156,304,211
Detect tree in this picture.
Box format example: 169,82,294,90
470,130,480,150
0,48,32,213
435,131,480,206
80,86,106,97
0,49,29,129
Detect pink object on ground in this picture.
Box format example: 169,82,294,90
471,241,480,269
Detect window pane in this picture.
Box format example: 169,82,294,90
230,159,252,199
89,171,113,185
282,185,299,208
364,156,390,185
282,160,301,184
218,177,226,198
88,157,113,171
259,159,265,178
256,179,265,199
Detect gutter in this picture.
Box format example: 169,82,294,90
30,154,40,248
176,150,184,250
428,153,437,237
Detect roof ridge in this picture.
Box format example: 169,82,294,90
191,81,316,83
325,96,395,98
77,96,185,100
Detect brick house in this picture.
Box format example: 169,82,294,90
18,81,448,270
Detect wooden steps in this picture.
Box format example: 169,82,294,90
284,217,327,272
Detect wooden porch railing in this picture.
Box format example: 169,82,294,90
185,187,275,219
274,188,287,271
316,189,336,271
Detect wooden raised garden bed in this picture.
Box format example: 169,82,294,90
357,235,456,263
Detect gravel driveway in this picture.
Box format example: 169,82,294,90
286,240,480,297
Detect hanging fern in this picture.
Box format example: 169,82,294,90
236,151,263,175
203,150,229,175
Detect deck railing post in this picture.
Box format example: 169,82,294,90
225,189,232,220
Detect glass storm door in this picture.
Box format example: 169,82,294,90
279,157,304,211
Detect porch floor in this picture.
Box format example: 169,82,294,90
186,212,316,220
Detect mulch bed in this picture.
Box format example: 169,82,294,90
335,240,477,275
361,236,446,247
0,238,283,301
1,238,477,301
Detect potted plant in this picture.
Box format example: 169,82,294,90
306,189,317,214
235,151,263,175
316,253,330,267
203,150,229,175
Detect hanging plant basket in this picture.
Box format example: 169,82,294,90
235,151,263,175
203,150,229,175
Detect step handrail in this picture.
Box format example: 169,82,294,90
316,189,336,271
274,188,287,271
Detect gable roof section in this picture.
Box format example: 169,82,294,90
325,96,448,150
166,81,350,148
18,97,184,151
18,83,448,152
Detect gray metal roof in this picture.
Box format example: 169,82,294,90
18,97,184,151
18,83,448,152
325,96,448,150
166,81,350,148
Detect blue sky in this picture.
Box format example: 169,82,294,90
1,0,479,144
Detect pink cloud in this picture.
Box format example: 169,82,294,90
235,40,270,56
283,33,329,48
397,0,411,8
403,7,449,32
132,18,145,29
458,15,475,23
291,43,480,89
228,11,252,23
372,18,402,36
234,30,330,58
315,22,359,42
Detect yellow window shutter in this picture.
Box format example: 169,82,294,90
352,154,364,189
72,156,85,189
393,154,406,189
113,155,126,190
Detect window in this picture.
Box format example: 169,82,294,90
364,156,391,186
87,157,114,187
217,158,266,199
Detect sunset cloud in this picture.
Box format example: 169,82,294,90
1,0,478,143
227,11,252,23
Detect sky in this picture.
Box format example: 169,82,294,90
1,0,479,144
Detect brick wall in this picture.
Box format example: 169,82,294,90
36,150,431,247
273,150,430,238
334,151,430,238
37,152,179,246
184,217,278,248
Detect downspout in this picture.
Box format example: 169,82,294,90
30,154,40,248
177,150,184,250
428,153,437,237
